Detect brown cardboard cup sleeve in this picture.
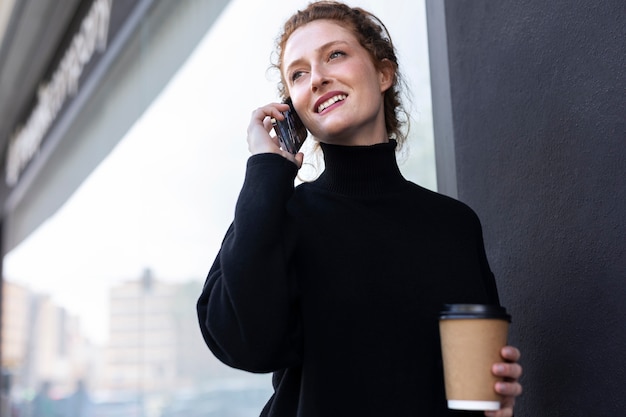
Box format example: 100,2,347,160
439,304,511,411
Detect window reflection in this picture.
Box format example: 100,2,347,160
2,1,434,416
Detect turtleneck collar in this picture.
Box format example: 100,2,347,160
312,140,407,197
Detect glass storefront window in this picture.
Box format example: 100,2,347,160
2,1,434,416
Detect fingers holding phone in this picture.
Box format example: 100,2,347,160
247,103,288,154
271,98,308,155
247,100,307,167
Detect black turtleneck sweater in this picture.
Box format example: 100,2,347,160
197,140,499,417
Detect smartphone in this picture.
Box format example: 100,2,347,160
271,98,308,154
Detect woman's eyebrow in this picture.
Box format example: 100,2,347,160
316,40,349,53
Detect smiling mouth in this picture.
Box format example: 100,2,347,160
317,94,347,113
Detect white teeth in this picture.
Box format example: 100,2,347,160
317,94,347,113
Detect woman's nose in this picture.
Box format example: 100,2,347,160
310,66,330,92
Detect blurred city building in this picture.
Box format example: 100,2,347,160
2,271,234,416
2,280,99,414
104,270,221,393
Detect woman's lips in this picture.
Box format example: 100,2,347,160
315,93,348,113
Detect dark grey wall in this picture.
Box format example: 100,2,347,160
426,1,625,415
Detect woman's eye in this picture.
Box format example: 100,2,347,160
329,50,346,60
291,71,304,82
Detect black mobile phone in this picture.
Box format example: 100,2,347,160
271,98,308,154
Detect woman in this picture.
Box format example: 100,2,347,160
197,2,522,416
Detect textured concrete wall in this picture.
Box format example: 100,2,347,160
427,0,625,415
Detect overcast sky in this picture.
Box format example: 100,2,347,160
3,0,434,344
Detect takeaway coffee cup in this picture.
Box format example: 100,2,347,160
439,304,511,411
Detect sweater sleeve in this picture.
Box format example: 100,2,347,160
196,153,302,373
472,210,500,305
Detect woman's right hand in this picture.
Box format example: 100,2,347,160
247,102,304,168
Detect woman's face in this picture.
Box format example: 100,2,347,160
282,19,393,146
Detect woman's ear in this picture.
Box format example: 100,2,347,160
378,58,396,93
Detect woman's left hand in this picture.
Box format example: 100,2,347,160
485,345,523,417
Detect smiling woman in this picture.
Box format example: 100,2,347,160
196,2,521,417
280,20,396,146
277,7,405,147
2,0,436,416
